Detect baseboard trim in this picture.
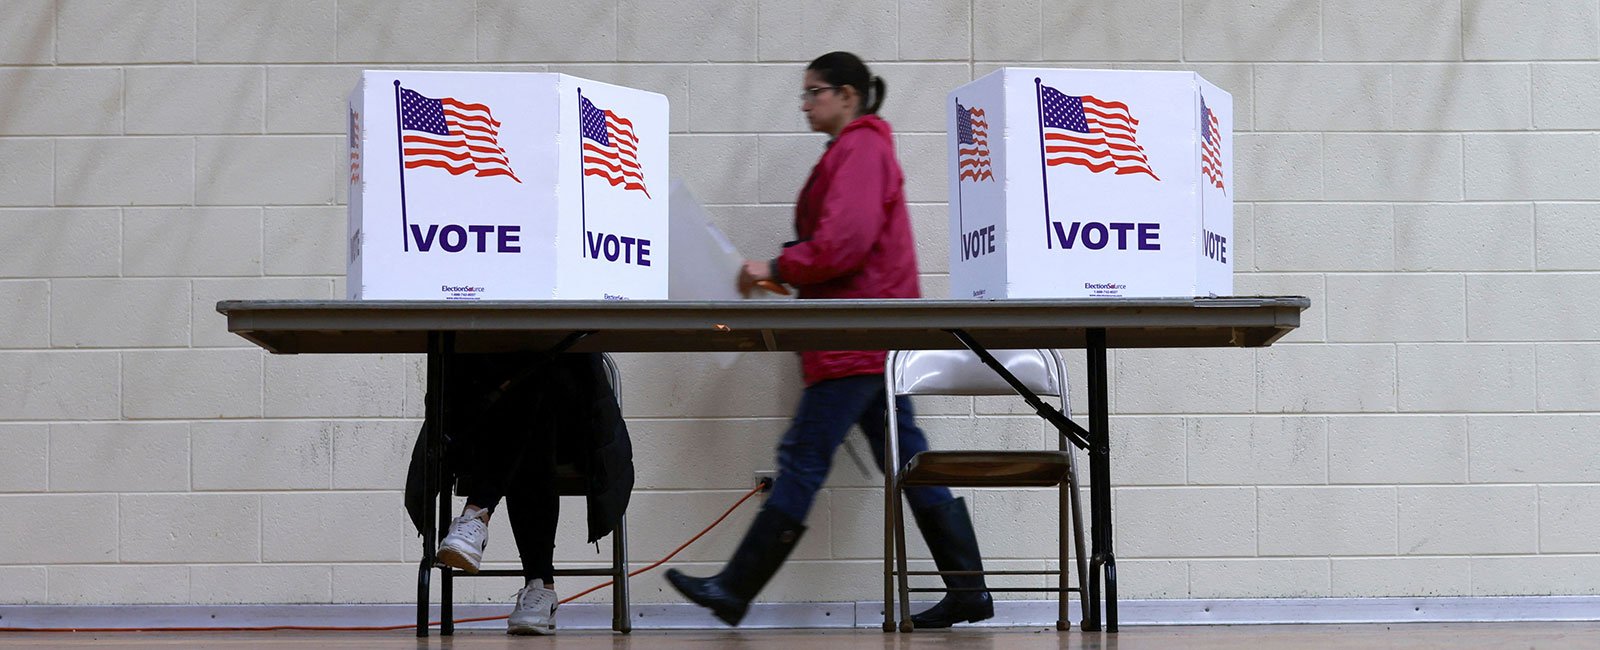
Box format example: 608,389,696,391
3,597,1598,631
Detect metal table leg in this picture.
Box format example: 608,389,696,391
417,331,456,637
438,332,457,635
1083,328,1116,633
416,333,441,637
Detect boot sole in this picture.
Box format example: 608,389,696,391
913,608,994,629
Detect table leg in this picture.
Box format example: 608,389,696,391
437,332,456,635
418,332,457,637
417,334,445,637
415,557,431,638
439,475,454,635
1083,328,1116,633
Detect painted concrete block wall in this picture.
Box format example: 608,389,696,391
1,1,1597,605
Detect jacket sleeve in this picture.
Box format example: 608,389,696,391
775,141,888,286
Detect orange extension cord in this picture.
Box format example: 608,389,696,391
0,481,768,633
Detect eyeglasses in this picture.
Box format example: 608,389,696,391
799,86,841,102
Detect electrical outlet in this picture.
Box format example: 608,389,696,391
753,470,777,492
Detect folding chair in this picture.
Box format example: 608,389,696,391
882,349,1088,632
434,353,630,634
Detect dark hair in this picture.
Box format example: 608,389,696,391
807,51,885,115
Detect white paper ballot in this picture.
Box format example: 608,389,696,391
668,179,744,301
667,179,788,368
668,178,789,303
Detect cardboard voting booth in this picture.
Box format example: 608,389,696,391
947,68,1233,299
346,71,668,300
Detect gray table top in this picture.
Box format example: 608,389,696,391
217,297,1309,354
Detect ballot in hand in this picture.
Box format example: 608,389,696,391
738,259,790,297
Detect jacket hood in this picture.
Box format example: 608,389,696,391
838,113,894,146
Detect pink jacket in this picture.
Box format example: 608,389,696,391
775,114,920,385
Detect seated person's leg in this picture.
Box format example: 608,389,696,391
504,441,560,636
433,352,618,636
437,393,541,574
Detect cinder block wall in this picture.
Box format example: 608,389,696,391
1,0,1597,606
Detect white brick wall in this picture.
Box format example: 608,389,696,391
0,281,51,349
1322,2,1462,62
56,138,196,205
49,565,191,605
1328,415,1468,484
49,422,190,492
0,140,53,206
0,424,49,492
1189,559,1330,598
1253,204,1394,271
1394,203,1534,272
0,68,125,135
120,493,261,563
0,567,49,604
197,0,340,64
2,1,1597,608
1532,63,1600,129
1258,487,1397,555
1331,557,1471,597
191,420,333,491
1254,65,1392,132
1188,417,1327,484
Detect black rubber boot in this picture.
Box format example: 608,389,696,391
665,507,807,626
910,497,994,628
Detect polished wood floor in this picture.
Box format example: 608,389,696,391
2,623,1599,649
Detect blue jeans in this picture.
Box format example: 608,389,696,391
767,374,955,522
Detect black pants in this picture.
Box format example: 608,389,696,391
448,354,573,586
465,418,560,585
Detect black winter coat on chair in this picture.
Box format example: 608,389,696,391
404,352,634,544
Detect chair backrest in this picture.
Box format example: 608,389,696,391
557,353,623,488
889,349,1065,398
601,353,622,409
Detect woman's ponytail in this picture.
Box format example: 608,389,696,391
865,76,886,115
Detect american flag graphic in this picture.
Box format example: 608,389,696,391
398,86,520,183
580,94,649,198
348,109,361,185
1038,83,1159,180
956,102,993,182
1201,96,1224,191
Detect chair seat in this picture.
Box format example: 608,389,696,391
901,450,1073,488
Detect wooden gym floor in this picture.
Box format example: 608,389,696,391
2,622,1599,648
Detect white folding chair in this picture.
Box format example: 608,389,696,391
882,349,1089,632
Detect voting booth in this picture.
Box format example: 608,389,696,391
346,71,669,300
947,67,1233,299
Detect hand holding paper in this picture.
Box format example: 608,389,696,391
738,259,791,297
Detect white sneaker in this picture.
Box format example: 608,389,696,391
437,509,489,573
507,582,558,635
